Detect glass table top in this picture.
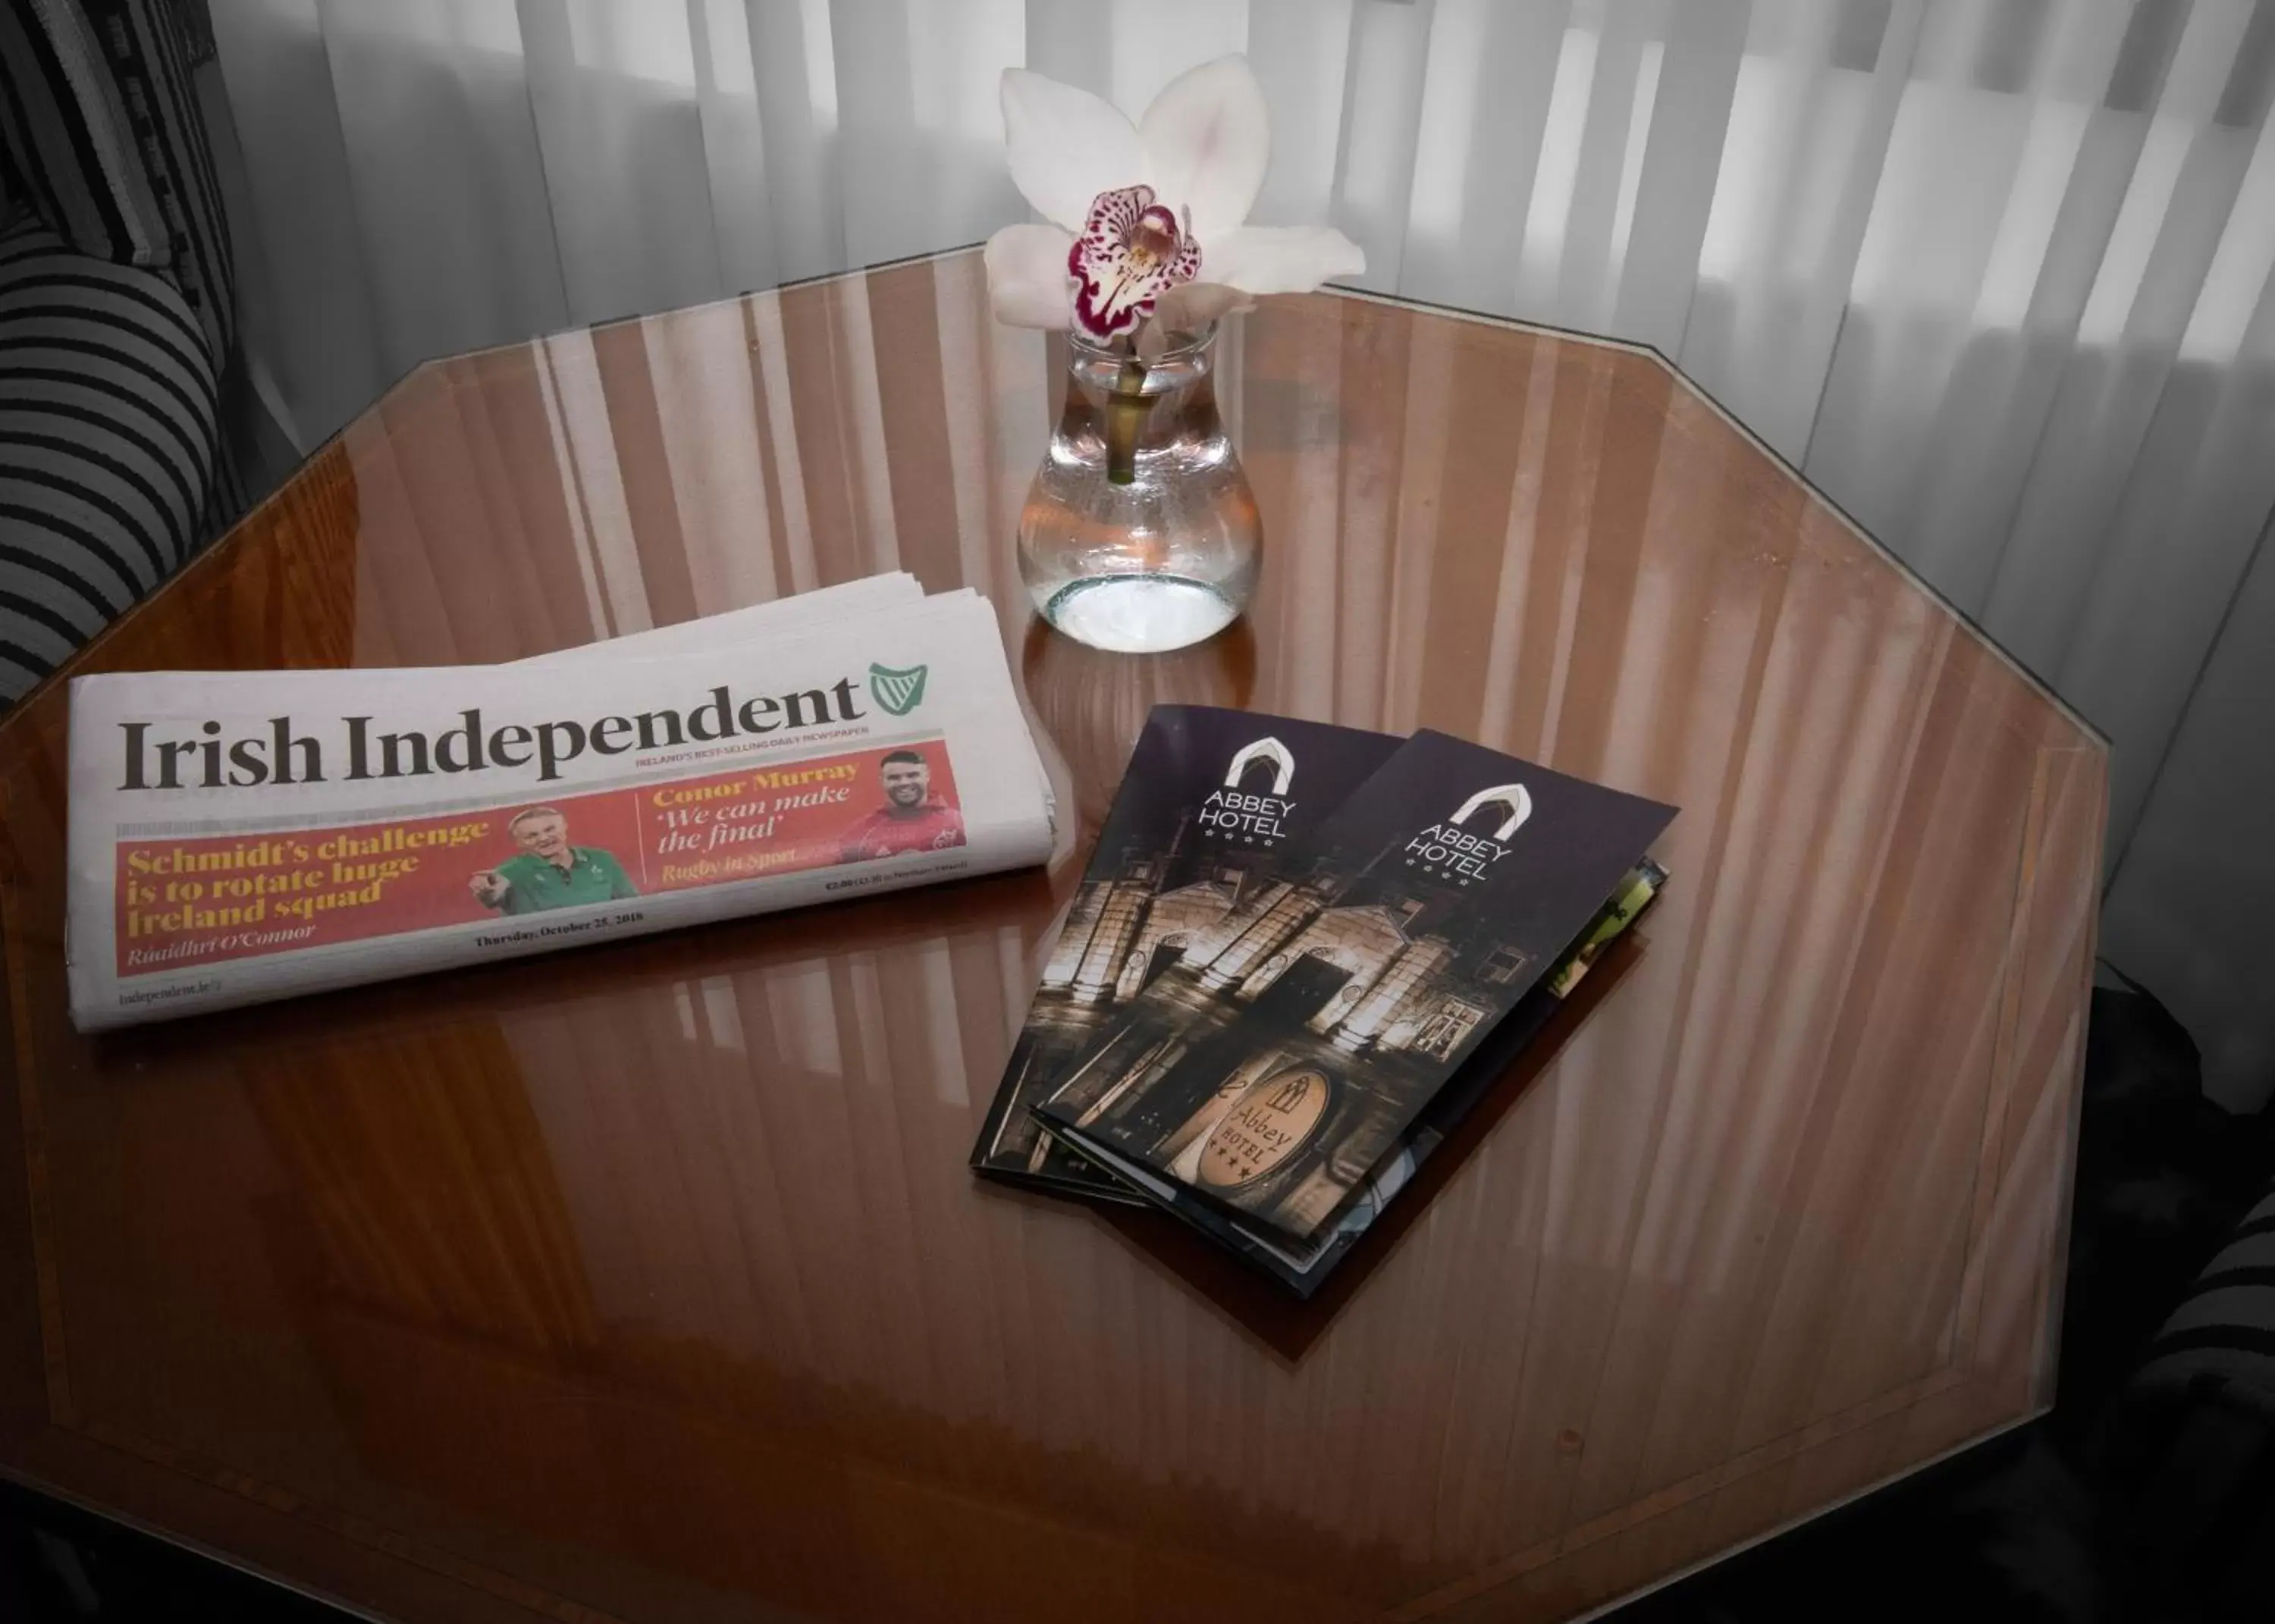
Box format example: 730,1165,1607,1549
0,248,2105,1623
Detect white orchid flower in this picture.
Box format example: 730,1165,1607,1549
983,55,1365,358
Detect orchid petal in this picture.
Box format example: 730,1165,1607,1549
1001,70,1146,232
1150,281,1255,334
1201,224,1365,296
1070,185,1200,341
1138,55,1269,246
985,224,1076,329
1138,283,1254,362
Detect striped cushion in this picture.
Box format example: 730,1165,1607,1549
0,0,234,364
2115,1179,2275,1606
0,0,166,268
2135,1180,2275,1391
0,214,218,701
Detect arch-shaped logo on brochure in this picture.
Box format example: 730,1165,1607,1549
1224,737,1294,796
1448,783,1532,842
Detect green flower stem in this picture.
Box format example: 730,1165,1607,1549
1106,356,1148,484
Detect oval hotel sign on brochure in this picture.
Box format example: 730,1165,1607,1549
1197,1066,1331,1189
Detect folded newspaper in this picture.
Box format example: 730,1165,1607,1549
67,578,1054,1030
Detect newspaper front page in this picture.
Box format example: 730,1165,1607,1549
67,588,1052,1030
520,571,921,668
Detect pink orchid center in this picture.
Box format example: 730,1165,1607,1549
1069,184,1202,342
1129,205,1181,265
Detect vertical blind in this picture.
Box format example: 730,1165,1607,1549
207,0,2275,1105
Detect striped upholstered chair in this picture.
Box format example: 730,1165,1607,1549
0,0,237,705
2106,1177,2275,1612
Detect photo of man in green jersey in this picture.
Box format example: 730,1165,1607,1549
470,806,639,916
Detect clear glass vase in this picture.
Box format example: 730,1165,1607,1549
1017,323,1260,654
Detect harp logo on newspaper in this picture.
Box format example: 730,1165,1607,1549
109,739,966,975
109,672,910,792
867,661,929,716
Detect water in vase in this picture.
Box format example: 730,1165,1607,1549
1017,324,1260,654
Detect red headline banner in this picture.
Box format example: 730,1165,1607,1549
113,741,964,975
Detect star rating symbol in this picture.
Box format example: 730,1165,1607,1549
1405,857,1416,867
1243,834,1255,843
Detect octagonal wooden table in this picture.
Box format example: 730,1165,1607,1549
0,249,2106,1622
